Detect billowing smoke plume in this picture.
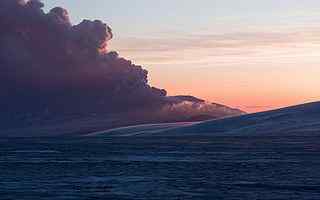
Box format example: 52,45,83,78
0,0,244,134
0,0,167,116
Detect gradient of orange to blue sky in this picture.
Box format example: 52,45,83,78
44,0,320,113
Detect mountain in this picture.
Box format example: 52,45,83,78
93,102,320,137
0,96,244,137
156,101,320,136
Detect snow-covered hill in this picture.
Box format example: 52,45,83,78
155,101,320,136
95,102,320,137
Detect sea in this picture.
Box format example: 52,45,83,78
1,135,320,200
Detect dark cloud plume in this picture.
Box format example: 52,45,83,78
0,0,166,114
0,0,243,134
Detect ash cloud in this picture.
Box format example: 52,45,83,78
0,0,244,133
0,0,167,115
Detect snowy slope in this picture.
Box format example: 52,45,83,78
97,102,320,137
154,102,320,136
86,122,197,137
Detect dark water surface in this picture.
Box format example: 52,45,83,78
1,135,320,199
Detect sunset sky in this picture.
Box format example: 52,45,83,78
44,0,320,113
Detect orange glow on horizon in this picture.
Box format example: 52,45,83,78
111,27,320,113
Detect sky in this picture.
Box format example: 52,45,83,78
44,0,320,113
